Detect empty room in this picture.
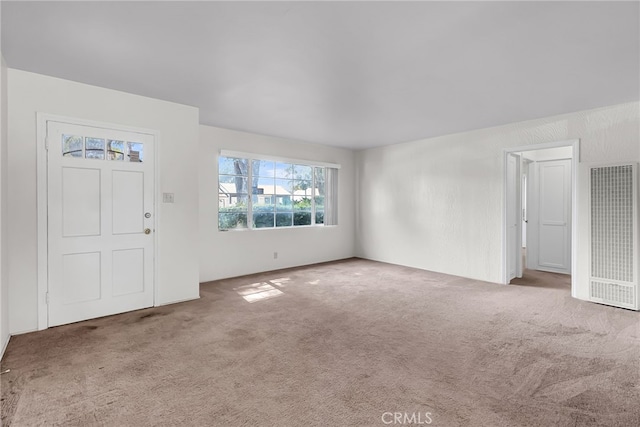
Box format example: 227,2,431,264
1,1,639,426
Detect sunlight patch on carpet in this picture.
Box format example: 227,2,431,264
269,277,291,287
234,282,284,303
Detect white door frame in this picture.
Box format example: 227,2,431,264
36,113,161,330
521,159,532,249
502,139,580,297
506,152,523,280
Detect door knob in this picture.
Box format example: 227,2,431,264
144,228,151,235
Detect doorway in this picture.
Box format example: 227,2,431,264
503,140,579,297
38,115,157,328
526,154,572,274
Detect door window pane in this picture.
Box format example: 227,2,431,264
107,140,125,160
62,134,83,158
127,142,144,162
85,138,105,159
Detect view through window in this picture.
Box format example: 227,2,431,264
219,156,336,230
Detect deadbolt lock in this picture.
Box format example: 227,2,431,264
145,212,151,218
144,228,151,235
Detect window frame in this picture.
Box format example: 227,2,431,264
218,150,340,231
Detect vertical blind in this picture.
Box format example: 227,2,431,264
325,167,339,226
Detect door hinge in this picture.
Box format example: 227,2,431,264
45,292,49,304
45,137,49,151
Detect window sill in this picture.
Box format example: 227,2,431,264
219,224,336,232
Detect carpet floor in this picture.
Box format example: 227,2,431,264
1,258,639,426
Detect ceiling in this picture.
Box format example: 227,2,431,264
2,1,639,150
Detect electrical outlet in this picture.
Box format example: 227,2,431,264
163,193,175,203
273,252,278,259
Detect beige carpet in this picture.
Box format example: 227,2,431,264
2,258,639,426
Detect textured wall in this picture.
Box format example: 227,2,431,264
355,102,639,300
199,125,356,282
8,70,201,334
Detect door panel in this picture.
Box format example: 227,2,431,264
112,249,145,296
47,121,155,327
540,165,565,224
538,226,568,268
62,252,101,304
112,171,144,234
62,167,101,236
532,159,571,274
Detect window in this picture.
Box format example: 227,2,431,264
218,155,338,230
62,134,143,162
218,157,249,229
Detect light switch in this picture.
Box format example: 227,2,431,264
163,193,175,203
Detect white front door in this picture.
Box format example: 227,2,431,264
506,153,522,281
529,159,572,274
47,121,155,327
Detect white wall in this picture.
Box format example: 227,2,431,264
199,125,355,282
356,102,640,301
0,55,9,356
8,69,201,334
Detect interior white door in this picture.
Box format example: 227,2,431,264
47,121,155,326
506,153,522,281
530,159,572,274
